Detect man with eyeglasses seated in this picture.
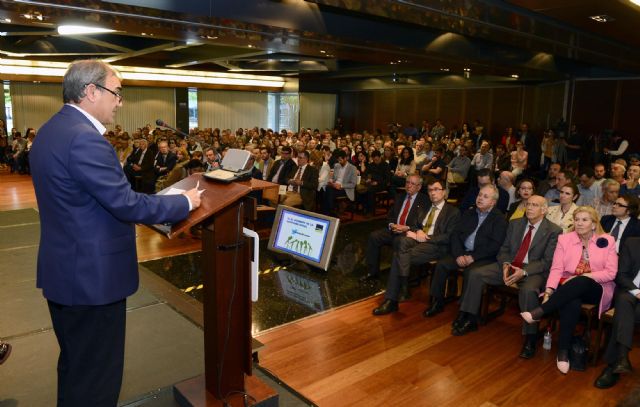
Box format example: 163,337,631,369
372,179,460,315
452,196,561,360
600,195,640,253
425,185,508,318
361,174,429,283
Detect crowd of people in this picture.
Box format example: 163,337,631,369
3,113,639,390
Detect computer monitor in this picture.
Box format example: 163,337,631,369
267,205,340,271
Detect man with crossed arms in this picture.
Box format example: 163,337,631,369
372,179,460,315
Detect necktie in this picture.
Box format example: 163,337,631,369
610,220,622,241
423,206,437,235
293,166,303,193
398,195,412,225
511,225,535,268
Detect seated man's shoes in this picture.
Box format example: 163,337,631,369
594,366,620,389
452,319,478,336
451,312,467,330
372,299,398,316
0,342,12,365
423,300,444,318
612,356,633,374
519,336,537,359
359,273,379,283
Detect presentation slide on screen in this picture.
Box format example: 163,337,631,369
274,210,329,263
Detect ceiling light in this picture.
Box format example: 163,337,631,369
589,15,615,23
2,18,11,23
463,68,471,71
511,74,519,78
58,25,116,35
0,58,285,88
631,0,640,5
320,50,326,54
440,68,450,72
247,44,254,48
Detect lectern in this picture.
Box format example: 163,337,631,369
148,174,277,407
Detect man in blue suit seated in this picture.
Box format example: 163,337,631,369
30,59,201,407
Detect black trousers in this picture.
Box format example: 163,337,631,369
48,299,127,407
604,291,640,364
540,276,602,352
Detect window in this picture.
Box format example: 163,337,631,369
267,92,299,132
187,87,198,130
3,80,13,132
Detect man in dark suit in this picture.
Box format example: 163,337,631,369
153,140,177,179
281,150,319,211
361,174,429,282
600,194,640,253
30,60,201,406
124,138,156,193
373,179,461,315
459,168,510,213
267,145,297,186
425,185,509,318
595,237,640,389
453,196,561,357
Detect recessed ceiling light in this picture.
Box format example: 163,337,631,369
589,15,615,23
440,68,450,72
463,68,471,71
58,25,116,35
511,74,519,78
3,18,11,23
247,44,254,48
320,50,326,54
631,0,640,5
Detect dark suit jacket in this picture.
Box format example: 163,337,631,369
298,164,319,211
154,151,177,177
616,237,640,292
601,215,640,248
497,217,561,277
30,105,189,306
267,158,297,185
387,191,430,231
450,207,508,262
422,202,461,251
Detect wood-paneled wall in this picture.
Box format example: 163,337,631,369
339,83,568,142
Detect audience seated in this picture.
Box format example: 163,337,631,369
576,167,599,206
280,150,318,211
505,178,535,221
428,185,508,319
372,179,461,315
521,207,617,374
447,144,471,183
361,174,429,283
459,168,510,213
620,164,640,197
453,195,560,350
595,179,620,218
321,150,357,216
356,150,390,217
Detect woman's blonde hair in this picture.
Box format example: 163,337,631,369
570,206,605,235
176,148,190,163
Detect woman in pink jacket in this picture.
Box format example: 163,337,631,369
522,206,618,374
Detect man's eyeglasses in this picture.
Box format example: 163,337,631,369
613,202,629,208
90,83,123,102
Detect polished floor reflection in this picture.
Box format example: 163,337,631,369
141,219,393,333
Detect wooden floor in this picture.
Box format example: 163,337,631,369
257,287,640,406
4,167,639,407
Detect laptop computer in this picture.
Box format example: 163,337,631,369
203,148,253,183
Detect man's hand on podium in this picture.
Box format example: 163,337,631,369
184,187,202,210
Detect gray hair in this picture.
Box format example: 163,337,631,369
480,184,500,201
63,59,121,104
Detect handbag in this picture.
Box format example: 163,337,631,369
569,332,590,371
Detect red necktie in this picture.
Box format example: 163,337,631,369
511,225,535,268
398,195,412,226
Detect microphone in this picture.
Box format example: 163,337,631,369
156,119,188,139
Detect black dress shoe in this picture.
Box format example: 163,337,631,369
359,273,379,283
372,299,398,316
451,312,467,329
594,366,620,389
612,356,633,374
452,319,478,336
519,337,537,359
0,342,11,365
423,300,444,318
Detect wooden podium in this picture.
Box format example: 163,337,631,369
148,174,278,407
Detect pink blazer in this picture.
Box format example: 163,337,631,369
546,232,618,317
